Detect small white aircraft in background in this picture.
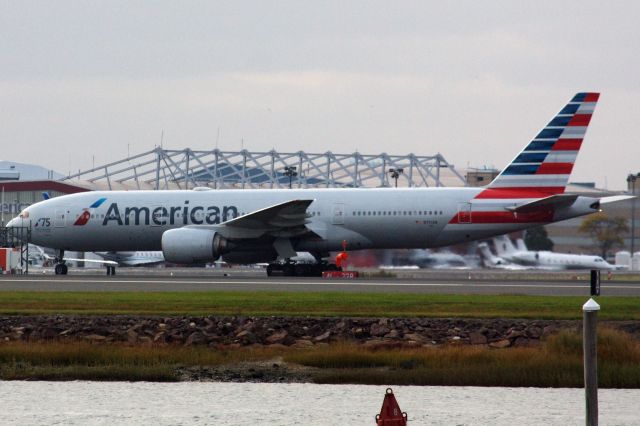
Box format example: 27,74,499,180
492,235,615,270
477,242,530,270
93,251,165,266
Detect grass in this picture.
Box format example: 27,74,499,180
285,328,640,388
0,291,639,319
0,341,286,381
1,328,639,387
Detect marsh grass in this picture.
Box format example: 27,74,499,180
1,328,639,387
1,291,639,319
0,341,287,381
286,328,640,388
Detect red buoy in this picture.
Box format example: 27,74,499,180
375,388,407,425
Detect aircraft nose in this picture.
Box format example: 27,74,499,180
6,217,21,228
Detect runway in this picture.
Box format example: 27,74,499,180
1,269,640,296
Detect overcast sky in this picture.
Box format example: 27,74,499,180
1,1,638,189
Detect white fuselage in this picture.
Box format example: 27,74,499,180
509,251,614,270
9,187,599,255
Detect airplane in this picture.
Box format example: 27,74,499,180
477,242,529,270
7,92,634,276
492,235,616,270
93,251,165,267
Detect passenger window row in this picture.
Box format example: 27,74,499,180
351,210,443,216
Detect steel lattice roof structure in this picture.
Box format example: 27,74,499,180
61,148,466,190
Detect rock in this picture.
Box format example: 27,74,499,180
506,329,525,340
469,331,487,345
127,328,138,344
513,337,531,347
83,334,107,342
291,339,314,349
265,330,288,344
153,332,166,343
370,323,390,337
352,327,368,338
543,325,558,337
489,339,511,349
403,333,426,343
236,330,257,344
314,331,331,342
384,330,400,339
526,326,542,339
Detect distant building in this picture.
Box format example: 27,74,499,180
465,168,499,187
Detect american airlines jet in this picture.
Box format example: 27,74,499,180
7,93,631,276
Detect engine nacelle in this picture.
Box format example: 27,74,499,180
161,228,230,264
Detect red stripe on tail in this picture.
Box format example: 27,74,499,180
552,139,582,150
568,114,592,126
535,162,574,175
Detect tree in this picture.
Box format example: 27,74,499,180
578,212,628,258
524,226,554,251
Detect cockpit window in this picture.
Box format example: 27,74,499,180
19,210,29,219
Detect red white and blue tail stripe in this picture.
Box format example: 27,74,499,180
479,92,599,199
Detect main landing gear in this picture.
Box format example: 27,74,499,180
106,265,116,276
54,249,68,275
266,261,341,277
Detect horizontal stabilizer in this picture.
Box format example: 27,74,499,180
597,195,636,205
506,194,578,213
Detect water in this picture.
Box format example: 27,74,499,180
0,382,638,425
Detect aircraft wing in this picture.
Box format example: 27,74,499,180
188,199,315,239
506,194,579,213
63,257,118,266
597,195,636,205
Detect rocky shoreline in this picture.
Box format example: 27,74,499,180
2,315,639,349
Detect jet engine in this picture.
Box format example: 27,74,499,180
161,228,231,264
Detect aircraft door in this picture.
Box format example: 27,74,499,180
332,203,345,225
457,202,472,224
54,208,68,227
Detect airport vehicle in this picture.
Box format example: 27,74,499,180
7,93,631,276
492,235,616,270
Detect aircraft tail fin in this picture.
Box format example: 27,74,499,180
493,235,517,256
481,93,599,199
478,242,501,266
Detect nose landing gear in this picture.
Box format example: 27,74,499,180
54,250,68,275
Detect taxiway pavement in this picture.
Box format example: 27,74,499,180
1,269,639,296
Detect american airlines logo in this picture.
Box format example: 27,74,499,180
73,198,107,226
102,201,239,226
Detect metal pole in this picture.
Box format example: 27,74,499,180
583,298,600,426
631,179,636,256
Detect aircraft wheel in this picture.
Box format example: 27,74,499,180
61,264,68,275
312,264,324,277
294,264,307,277
282,264,294,277
54,264,63,275
266,264,274,277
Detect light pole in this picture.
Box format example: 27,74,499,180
388,168,404,188
283,166,297,189
627,173,640,255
